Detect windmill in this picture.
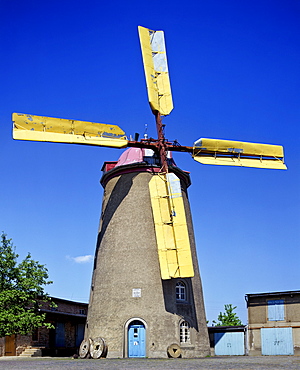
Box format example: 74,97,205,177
12,26,286,359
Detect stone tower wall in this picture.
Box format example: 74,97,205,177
85,165,210,358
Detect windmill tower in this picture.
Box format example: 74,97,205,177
84,149,210,358
12,26,286,359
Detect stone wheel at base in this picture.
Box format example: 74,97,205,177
79,339,90,358
167,343,182,358
90,337,107,359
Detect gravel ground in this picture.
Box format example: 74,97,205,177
0,356,300,370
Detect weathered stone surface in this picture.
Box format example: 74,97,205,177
85,164,210,358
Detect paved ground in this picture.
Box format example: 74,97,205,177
0,356,300,370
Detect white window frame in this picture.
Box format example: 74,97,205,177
176,281,186,302
180,321,191,344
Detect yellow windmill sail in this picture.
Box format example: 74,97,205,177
12,113,128,148
193,138,287,170
149,172,194,280
138,26,173,116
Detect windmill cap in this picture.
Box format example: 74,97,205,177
115,148,176,167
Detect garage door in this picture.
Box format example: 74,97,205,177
214,332,245,355
261,328,293,355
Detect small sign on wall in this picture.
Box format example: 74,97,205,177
132,288,142,297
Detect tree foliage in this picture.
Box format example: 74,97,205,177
0,233,54,336
212,304,242,326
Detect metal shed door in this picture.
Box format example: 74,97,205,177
128,323,145,358
214,332,245,355
261,327,293,355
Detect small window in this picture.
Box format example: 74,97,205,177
79,309,86,315
176,281,186,301
180,321,190,344
268,299,284,321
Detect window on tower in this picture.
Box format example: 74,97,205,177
176,281,186,301
180,321,191,344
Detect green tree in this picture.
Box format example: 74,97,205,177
0,233,54,336
212,304,242,326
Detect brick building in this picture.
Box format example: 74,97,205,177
0,297,87,357
246,290,300,355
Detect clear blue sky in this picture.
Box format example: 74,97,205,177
1,0,299,324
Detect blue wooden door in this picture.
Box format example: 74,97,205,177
214,332,245,355
55,322,65,347
261,328,293,355
76,323,85,347
128,323,146,358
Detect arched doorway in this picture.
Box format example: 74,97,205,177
127,320,146,358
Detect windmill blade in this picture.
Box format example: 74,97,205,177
12,113,128,148
193,138,287,170
138,26,173,116
149,172,194,280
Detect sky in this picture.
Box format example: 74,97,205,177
1,0,299,325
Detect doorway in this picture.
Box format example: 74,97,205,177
261,327,294,355
5,335,16,356
128,320,146,358
55,322,65,347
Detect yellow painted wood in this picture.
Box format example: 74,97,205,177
193,155,287,169
12,113,128,148
193,138,286,169
149,173,194,279
138,26,173,116
194,138,284,157
166,173,194,278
